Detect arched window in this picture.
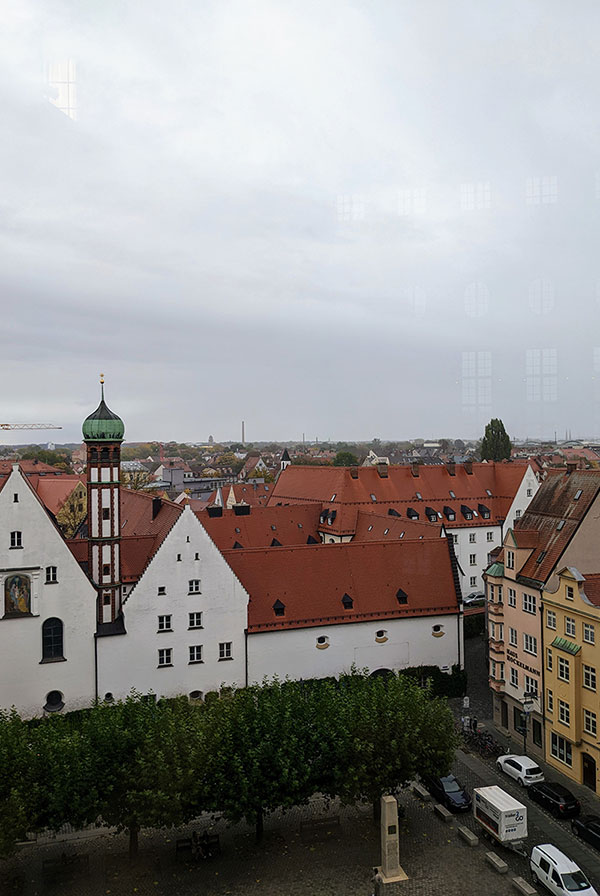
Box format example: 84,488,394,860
42,618,64,661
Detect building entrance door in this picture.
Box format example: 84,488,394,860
501,701,508,730
582,753,597,791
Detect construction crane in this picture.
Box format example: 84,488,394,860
0,424,62,430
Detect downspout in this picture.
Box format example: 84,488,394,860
539,587,545,759
244,628,249,687
94,631,99,702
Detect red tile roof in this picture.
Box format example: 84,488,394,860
224,538,461,633
0,460,76,496
200,504,322,551
268,462,528,536
35,477,85,516
206,482,273,508
352,510,443,542
582,574,600,608
514,469,600,583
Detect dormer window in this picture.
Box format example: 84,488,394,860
461,505,473,521
443,506,455,521
478,504,491,519
271,538,282,546
273,599,285,617
407,508,419,520
425,507,437,522
342,593,353,609
396,588,408,605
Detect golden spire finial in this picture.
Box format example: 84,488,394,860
100,372,105,400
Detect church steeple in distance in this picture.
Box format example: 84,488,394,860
83,375,125,628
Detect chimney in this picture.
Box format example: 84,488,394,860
446,461,455,476
464,460,473,475
350,467,359,479
233,503,251,516
152,497,162,519
411,462,420,477
377,463,388,478
566,461,577,475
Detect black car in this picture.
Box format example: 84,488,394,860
527,781,580,818
572,815,600,849
422,774,472,812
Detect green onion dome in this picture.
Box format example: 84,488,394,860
82,378,125,442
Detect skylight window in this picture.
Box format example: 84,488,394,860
557,520,565,531
574,489,583,500
536,550,547,564
367,524,373,531
271,525,277,531
330,493,337,501
449,490,456,499
486,489,493,497
370,494,377,502
383,528,389,535
416,491,422,500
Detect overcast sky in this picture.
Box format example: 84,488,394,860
2,0,600,445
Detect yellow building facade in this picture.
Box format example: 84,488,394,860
543,567,600,792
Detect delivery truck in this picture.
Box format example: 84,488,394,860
473,786,528,853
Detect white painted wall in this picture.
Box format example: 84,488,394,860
504,464,540,532
98,506,249,701
248,613,462,682
0,467,97,718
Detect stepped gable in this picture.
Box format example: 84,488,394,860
224,537,460,633
514,469,600,584
199,504,322,550
268,462,529,537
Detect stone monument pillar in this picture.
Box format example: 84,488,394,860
377,795,408,884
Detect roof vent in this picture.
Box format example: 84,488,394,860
271,538,281,547
350,467,359,479
396,588,408,605
341,593,353,609
207,505,223,517
233,503,250,516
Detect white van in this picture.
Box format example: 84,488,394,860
530,844,598,895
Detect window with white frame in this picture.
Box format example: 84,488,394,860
469,554,476,566
506,550,514,569
546,648,553,671
509,627,518,647
547,689,554,712
489,585,495,601
158,648,173,667
10,531,22,548
188,579,201,594
487,531,494,542
452,534,458,544
547,609,556,630
565,617,576,637
522,592,536,615
510,667,518,688
515,510,521,519
188,612,203,629
524,674,538,696
551,732,572,766
157,615,172,632
470,576,477,587
584,665,597,691
566,585,574,601
469,533,476,543
558,700,570,726
189,645,203,664
584,709,597,737
584,623,595,645
219,641,233,661
558,656,570,682
497,585,503,603
508,588,516,608
523,633,537,655
45,566,58,584
490,660,504,682
527,488,533,497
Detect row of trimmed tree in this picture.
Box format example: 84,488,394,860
0,671,458,857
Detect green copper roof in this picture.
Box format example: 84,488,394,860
486,562,505,577
551,636,581,656
82,382,124,442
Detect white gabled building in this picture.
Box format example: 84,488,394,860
97,506,248,702
0,465,96,717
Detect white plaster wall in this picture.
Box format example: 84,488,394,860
0,467,97,718
248,613,461,682
98,506,249,701
450,523,501,595
505,465,540,532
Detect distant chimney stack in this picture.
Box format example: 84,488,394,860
377,463,388,478
350,467,359,479
566,461,577,475
152,497,162,519
411,462,420,477
447,461,456,476
464,460,473,475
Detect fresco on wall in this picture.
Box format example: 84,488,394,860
4,574,31,616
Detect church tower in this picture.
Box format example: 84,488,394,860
82,375,125,626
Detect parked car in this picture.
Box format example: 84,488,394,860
572,815,600,850
463,591,485,605
422,774,472,812
496,754,544,786
528,782,580,818
530,844,598,895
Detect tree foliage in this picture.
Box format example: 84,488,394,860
333,451,359,466
480,418,511,461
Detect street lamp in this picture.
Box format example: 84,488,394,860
521,693,535,755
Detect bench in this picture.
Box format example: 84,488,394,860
433,803,453,823
301,816,341,840
412,783,430,801
457,824,479,847
512,877,538,895
485,851,508,874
